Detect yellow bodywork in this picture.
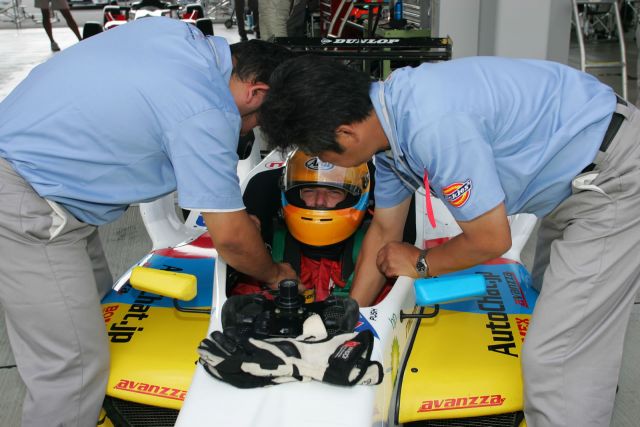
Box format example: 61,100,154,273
102,301,209,409
130,267,197,301
398,308,530,422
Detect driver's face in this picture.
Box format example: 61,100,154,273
300,187,347,209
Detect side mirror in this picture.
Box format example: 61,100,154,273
129,266,197,301
414,274,486,306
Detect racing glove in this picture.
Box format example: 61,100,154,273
198,314,383,388
198,330,298,389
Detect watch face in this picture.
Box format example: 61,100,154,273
416,251,428,277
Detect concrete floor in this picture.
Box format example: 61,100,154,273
0,9,639,427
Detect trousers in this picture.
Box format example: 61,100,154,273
526,100,640,426
0,157,112,427
258,0,289,40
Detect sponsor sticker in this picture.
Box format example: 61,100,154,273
265,161,285,169
442,179,472,208
102,305,119,324
305,158,334,171
335,341,360,360
505,271,529,308
516,317,529,342
418,394,506,413
320,38,400,45
114,379,187,401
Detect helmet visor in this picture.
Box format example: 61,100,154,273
283,154,368,197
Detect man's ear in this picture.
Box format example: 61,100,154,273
336,123,360,148
247,82,270,109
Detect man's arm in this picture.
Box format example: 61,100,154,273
203,210,296,287
376,202,512,279
349,197,412,307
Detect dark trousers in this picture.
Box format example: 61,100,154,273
235,0,260,38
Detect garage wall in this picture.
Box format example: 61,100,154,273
430,0,572,63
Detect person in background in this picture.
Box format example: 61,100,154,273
287,0,318,36
258,0,289,39
34,0,81,51
235,0,260,41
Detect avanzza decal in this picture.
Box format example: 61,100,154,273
114,379,187,401
418,394,506,413
320,38,401,45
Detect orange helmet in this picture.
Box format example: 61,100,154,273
281,150,370,247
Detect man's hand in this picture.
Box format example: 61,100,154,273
265,262,298,290
376,242,421,279
349,198,412,307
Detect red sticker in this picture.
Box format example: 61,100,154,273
442,179,472,208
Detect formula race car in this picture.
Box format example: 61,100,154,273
83,0,213,39
68,0,113,9
96,130,538,426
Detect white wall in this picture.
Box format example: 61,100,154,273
432,0,572,63
431,0,481,59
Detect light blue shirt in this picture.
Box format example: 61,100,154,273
371,56,616,220
0,17,243,225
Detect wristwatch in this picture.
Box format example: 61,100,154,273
415,249,429,278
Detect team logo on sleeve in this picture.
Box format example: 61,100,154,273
442,179,472,208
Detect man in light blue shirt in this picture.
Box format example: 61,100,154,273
259,55,640,427
0,17,295,426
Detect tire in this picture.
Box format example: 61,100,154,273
224,18,233,29
82,21,103,39
196,18,214,36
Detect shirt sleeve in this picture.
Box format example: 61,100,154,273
410,113,505,221
373,152,415,208
164,108,244,211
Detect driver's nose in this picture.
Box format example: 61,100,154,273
313,191,328,209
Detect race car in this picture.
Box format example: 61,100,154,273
82,0,213,39
68,0,114,9
94,33,536,426
96,136,538,426
175,151,537,427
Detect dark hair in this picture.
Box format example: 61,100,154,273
259,55,374,155
230,40,293,84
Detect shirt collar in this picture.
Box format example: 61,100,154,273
370,80,424,191
370,81,401,157
370,80,414,168
207,36,233,83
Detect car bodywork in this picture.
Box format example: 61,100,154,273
98,136,537,426
97,36,538,426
